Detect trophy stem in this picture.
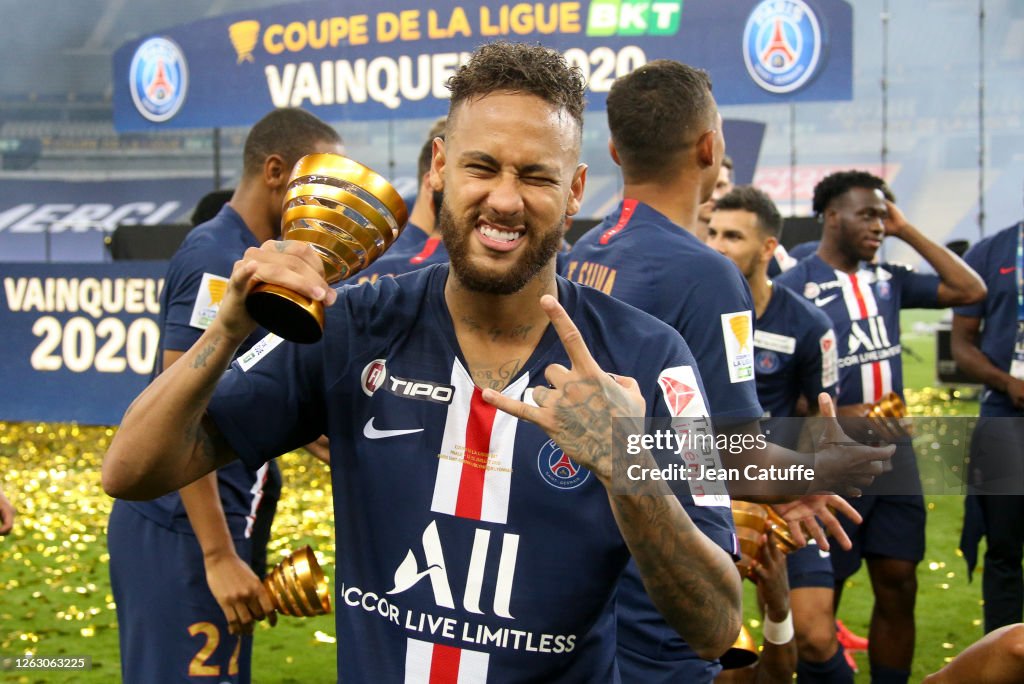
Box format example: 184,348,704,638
247,282,325,344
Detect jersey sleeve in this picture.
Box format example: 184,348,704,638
892,263,942,309
644,334,737,558
798,308,839,402
953,239,990,318
660,258,763,420
162,239,236,352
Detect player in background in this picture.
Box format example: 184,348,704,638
102,42,745,681
715,530,798,684
106,108,341,684
566,60,887,682
951,205,1024,633
707,186,854,683
776,170,986,684
357,121,448,284
695,153,735,242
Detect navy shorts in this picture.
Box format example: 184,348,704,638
786,540,834,589
108,500,254,683
829,493,926,582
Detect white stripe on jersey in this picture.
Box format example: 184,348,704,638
430,360,525,525
243,462,270,539
404,637,490,683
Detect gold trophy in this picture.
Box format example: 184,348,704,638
263,545,331,617
719,624,759,670
246,153,408,343
868,391,911,441
731,501,799,580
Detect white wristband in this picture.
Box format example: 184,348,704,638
762,611,794,645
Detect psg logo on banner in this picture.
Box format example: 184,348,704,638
129,37,189,122
743,0,823,94
537,440,590,490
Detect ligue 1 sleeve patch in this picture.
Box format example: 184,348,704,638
720,311,755,383
237,333,284,372
657,366,710,418
189,272,229,330
820,329,839,388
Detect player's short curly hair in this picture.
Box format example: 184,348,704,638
242,108,342,178
812,170,896,217
715,185,783,237
606,60,716,182
446,42,586,141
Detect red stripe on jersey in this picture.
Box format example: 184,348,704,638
455,387,498,520
428,643,462,684
848,273,883,402
411,236,443,265
599,198,639,245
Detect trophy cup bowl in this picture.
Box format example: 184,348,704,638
262,545,331,617
867,391,912,440
719,624,759,670
869,391,906,419
731,501,799,580
246,153,408,343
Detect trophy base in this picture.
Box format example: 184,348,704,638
246,283,325,344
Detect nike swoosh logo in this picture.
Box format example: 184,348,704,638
1000,267,1016,275
363,417,424,439
814,294,839,307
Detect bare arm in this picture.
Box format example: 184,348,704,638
923,623,1024,684
751,531,798,684
103,240,336,500
0,486,14,535
181,474,275,634
885,201,986,307
304,435,331,465
952,314,1024,409
482,295,742,659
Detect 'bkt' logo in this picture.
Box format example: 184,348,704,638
586,0,683,36
129,37,188,122
743,0,822,94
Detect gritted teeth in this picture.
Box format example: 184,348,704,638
479,225,523,243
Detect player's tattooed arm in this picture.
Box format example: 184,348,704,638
103,329,240,500
482,296,742,658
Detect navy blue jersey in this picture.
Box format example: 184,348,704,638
356,229,448,285
390,219,431,254
755,284,838,418
565,200,762,420
954,224,1021,414
207,265,736,682
776,254,940,405
130,204,269,539
787,240,820,262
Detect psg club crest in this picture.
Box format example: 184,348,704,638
756,350,780,373
129,37,188,122
537,439,590,490
743,0,823,94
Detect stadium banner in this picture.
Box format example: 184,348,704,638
113,0,853,131
0,262,166,425
0,177,213,263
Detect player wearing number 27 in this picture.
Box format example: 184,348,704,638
106,108,342,683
